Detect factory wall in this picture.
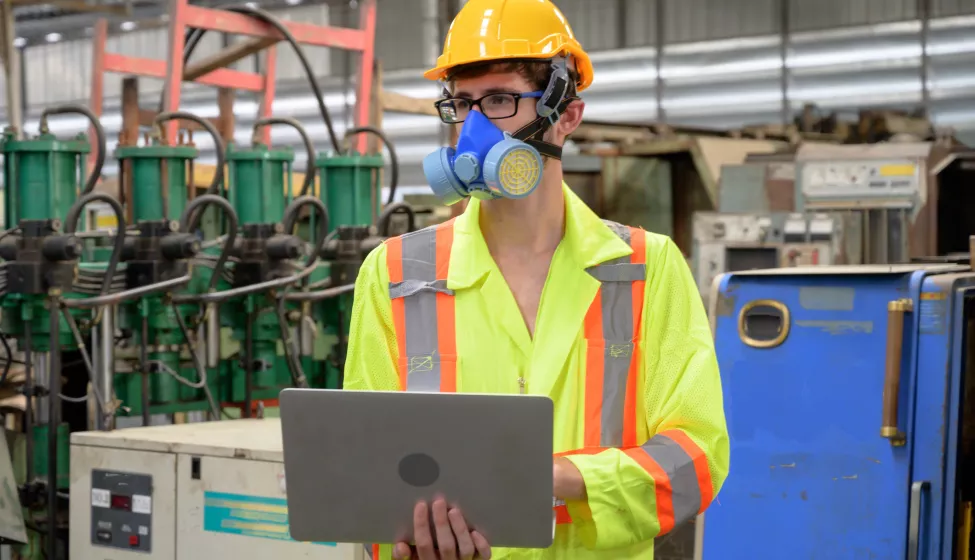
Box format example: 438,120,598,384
1,0,974,196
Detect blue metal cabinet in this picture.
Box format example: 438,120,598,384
700,264,975,560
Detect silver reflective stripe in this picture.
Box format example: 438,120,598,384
389,278,454,299
588,263,646,282
364,544,373,559
390,226,444,392
590,221,637,447
642,433,703,526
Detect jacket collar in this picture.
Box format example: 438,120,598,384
446,182,633,291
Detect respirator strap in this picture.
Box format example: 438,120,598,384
512,97,575,161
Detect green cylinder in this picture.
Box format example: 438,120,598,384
227,142,294,224
316,152,385,231
116,144,198,222
1,129,89,224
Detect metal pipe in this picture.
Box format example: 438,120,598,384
283,283,356,302
23,322,34,483
46,298,61,560
243,310,253,420
173,266,316,304
61,275,191,309
91,306,115,431
34,352,50,424
205,303,220,369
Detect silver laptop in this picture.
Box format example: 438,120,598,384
279,388,555,549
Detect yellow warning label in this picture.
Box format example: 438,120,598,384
95,214,118,229
878,164,916,177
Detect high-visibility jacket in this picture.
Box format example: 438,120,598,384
344,183,730,559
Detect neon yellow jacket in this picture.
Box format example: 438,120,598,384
344,184,729,559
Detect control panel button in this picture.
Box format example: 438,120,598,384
96,530,111,543
129,535,139,547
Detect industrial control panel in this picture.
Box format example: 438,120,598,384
798,160,922,209
692,212,840,298
90,470,154,552
70,420,363,560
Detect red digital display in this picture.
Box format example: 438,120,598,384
110,494,132,511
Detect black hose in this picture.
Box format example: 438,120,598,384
281,196,330,271
179,195,239,292
64,192,126,296
377,201,416,237
39,103,105,196
345,126,399,206
253,116,317,197
155,111,226,195
181,4,342,154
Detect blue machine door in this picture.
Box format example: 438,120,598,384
910,274,975,560
701,270,933,559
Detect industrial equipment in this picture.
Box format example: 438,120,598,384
68,419,363,559
691,211,841,299
699,256,975,559
794,142,953,265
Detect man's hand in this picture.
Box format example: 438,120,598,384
393,498,492,560
553,457,587,501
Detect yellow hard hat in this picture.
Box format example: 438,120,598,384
424,0,594,92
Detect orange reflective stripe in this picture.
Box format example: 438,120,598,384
583,293,604,449
623,226,646,448
660,429,714,512
385,236,408,390
435,221,457,392
554,503,572,525
625,446,676,534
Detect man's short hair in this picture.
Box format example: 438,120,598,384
446,59,580,98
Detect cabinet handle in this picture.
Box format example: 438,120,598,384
881,298,912,446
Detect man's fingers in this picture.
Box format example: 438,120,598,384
413,501,436,560
471,530,492,560
393,542,414,560
431,498,458,560
447,508,476,559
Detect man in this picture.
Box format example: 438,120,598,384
343,0,730,558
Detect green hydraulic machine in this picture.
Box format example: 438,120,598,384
111,111,238,427
309,125,416,388
169,116,329,418
0,103,119,559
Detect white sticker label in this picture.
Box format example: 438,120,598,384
278,472,287,494
92,488,110,508
132,495,152,515
138,526,149,536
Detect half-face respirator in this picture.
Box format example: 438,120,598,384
422,57,575,206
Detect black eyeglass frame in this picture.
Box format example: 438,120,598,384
433,91,545,124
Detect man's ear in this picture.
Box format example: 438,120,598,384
555,98,585,138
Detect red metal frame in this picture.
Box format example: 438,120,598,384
89,0,377,154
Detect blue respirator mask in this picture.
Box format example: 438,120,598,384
423,57,576,206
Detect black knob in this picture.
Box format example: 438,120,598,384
266,235,303,260
160,233,201,260
41,235,82,261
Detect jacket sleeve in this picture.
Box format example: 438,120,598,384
342,242,402,393
563,235,730,550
